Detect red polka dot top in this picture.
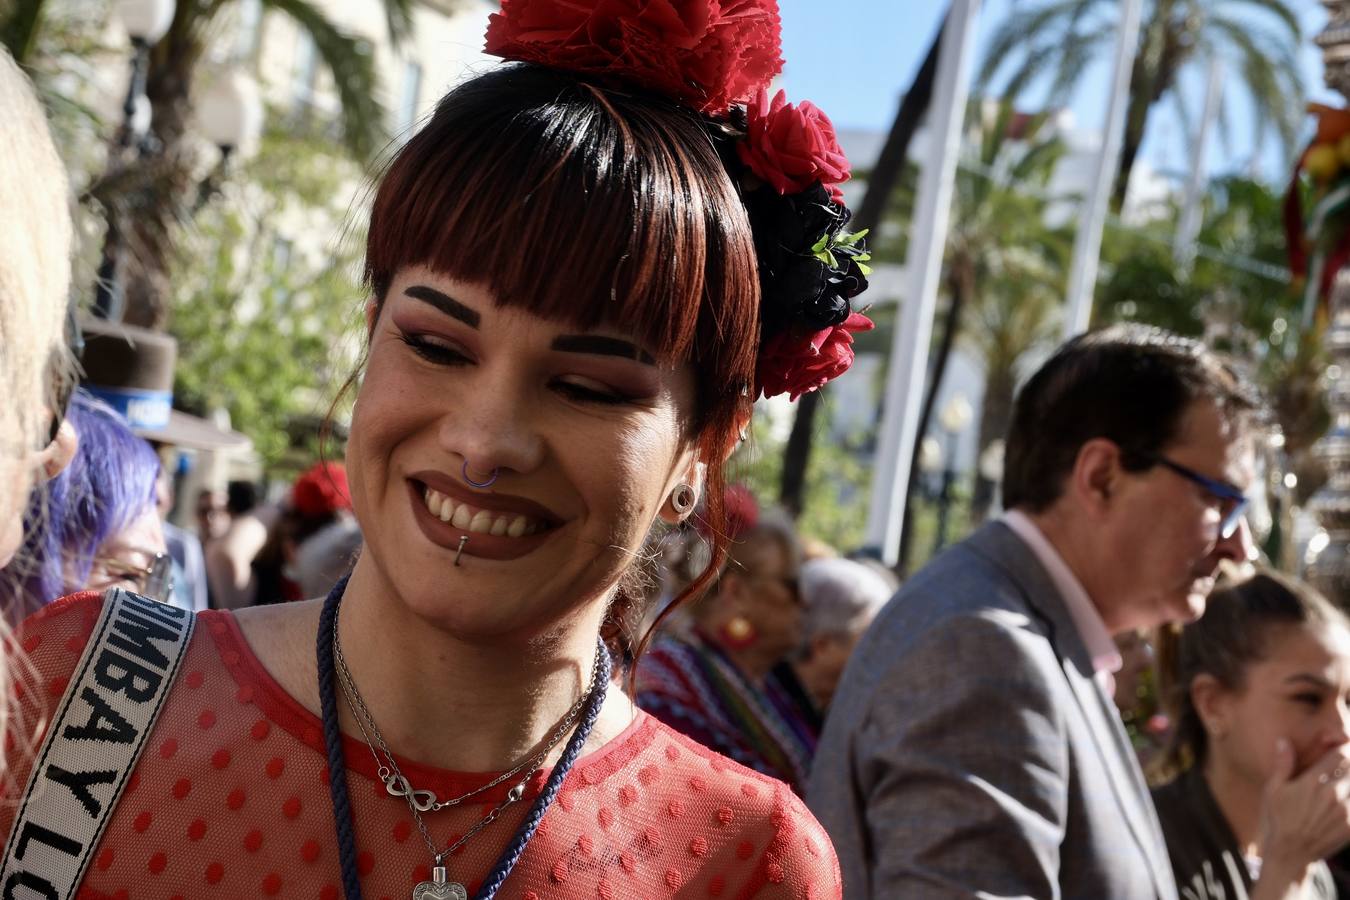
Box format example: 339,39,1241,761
2,594,842,899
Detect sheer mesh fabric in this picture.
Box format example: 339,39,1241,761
2,594,841,899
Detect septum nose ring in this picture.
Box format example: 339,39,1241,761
462,460,499,489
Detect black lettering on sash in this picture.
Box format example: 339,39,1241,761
106,611,175,671
122,592,185,623
13,823,80,860
3,871,58,900
43,766,117,819
92,649,160,703
61,687,135,744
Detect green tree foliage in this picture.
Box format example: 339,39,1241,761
979,0,1303,208
169,123,365,475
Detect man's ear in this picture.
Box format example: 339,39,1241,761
1068,438,1124,521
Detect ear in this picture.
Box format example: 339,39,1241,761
1189,673,1230,737
37,418,78,481
1067,437,1125,521
657,446,704,525
364,298,380,337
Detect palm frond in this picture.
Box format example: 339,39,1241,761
380,0,415,48
976,0,1107,93
1222,0,1301,42
264,0,388,162
0,0,48,64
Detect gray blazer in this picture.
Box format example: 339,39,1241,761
807,522,1178,900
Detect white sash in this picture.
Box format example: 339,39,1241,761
0,590,194,899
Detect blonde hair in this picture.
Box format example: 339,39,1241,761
0,47,74,751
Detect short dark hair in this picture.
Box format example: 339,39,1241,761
225,480,258,516
1002,324,1263,512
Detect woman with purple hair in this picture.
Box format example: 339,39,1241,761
5,390,168,622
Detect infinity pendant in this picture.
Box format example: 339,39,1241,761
384,773,438,813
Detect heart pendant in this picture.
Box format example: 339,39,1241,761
411,866,467,900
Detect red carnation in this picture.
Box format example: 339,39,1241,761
738,88,850,202
756,311,874,401
484,0,783,115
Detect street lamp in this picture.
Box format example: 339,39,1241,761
979,438,1006,514
93,0,176,320
934,392,973,552
194,70,263,207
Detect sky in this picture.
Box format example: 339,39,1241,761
776,0,1337,189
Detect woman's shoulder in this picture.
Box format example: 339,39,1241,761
600,713,841,894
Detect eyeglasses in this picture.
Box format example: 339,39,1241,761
1146,455,1248,540
90,552,174,602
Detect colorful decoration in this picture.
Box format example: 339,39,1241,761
1285,103,1350,328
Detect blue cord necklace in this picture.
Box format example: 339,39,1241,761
317,575,610,900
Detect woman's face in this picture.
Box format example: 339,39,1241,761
347,267,699,640
1205,622,1350,783
83,507,168,595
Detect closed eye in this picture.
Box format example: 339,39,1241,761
400,333,470,366
554,379,630,406
1293,692,1324,707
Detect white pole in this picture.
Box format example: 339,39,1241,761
1173,56,1224,273
864,0,982,565
1062,0,1143,338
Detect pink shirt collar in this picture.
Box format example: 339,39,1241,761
1001,510,1122,678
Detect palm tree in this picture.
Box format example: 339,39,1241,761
978,0,1303,210
880,103,1072,568
2,0,415,329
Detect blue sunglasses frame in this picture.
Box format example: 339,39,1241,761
1148,456,1248,540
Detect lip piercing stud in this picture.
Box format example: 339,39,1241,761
454,536,468,567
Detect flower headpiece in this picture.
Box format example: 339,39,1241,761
485,0,873,401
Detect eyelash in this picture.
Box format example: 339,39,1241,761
398,333,631,406
1293,693,1323,707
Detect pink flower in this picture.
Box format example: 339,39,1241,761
738,88,850,200
484,0,783,115
756,311,873,400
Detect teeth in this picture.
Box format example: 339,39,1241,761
423,487,544,538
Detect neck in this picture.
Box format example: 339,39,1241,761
1022,507,1125,632
332,557,608,773
1202,756,1264,856
791,660,831,712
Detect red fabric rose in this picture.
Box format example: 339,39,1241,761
756,311,874,401
738,88,850,202
484,0,783,115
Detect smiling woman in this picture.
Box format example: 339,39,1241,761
1,1,868,898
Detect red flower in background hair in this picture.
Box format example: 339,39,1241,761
739,88,850,203
484,0,784,114
756,312,874,401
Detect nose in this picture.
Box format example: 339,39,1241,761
1209,513,1254,565
436,372,546,478
1330,698,1350,748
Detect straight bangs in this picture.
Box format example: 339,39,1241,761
364,64,760,429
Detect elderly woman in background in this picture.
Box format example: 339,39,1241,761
773,556,894,737
5,391,167,622
636,496,817,792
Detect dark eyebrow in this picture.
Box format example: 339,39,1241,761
404,285,479,328
551,335,656,365
1284,673,1332,690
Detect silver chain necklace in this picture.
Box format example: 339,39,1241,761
331,604,604,897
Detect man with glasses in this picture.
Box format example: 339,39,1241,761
810,324,1262,899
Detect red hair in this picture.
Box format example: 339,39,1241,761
362,64,761,659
